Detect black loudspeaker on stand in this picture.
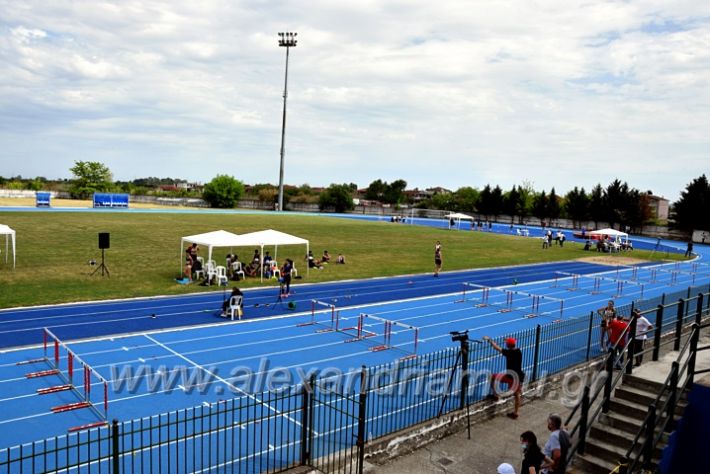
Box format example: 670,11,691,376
92,232,111,277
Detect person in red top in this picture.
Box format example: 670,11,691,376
484,336,525,419
607,314,630,369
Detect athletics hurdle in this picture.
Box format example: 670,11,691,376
298,299,339,332
554,272,580,291
25,328,111,430
356,313,419,358
457,282,491,306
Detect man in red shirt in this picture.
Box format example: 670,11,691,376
608,314,629,369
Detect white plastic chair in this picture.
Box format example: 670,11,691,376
291,263,298,278
228,295,244,320
232,261,245,280
271,262,281,280
216,266,229,286
205,262,217,285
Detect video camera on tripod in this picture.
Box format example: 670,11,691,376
450,330,469,343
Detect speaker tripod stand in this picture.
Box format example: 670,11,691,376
91,248,110,277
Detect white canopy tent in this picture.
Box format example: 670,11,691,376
589,228,629,243
180,229,310,282
229,229,310,282
180,230,244,272
0,224,16,269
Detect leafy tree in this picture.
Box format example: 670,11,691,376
364,179,387,201
431,192,456,211
625,189,653,231
547,187,561,222
477,185,493,218
504,185,521,223
490,185,504,219
517,181,534,223
202,175,245,208
604,179,629,229
69,161,113,199
319,183,354,212
672,174,710,232
365,179,407,204
453,187,480,213
532,191,548,222
564,187,589,228
258,187,278,204
589,184,605,228
384,179,407,205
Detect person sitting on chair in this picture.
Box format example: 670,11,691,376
244,262,259,277
221,287,244,317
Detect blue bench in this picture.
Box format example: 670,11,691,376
93,193,129,208
36,192,51,207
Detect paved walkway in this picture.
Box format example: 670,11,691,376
367,329,710,474
367,394,573,474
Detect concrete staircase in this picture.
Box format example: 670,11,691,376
571,374,686,474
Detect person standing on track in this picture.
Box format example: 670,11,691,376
597,300,616,352
434,241,442,277
280,258,293,297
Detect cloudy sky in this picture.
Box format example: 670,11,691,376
1,1,709,200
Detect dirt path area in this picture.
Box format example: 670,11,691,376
0,197,174,209
577,255,653,266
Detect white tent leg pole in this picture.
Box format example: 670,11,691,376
180,238,184,275
306,243,309,276
260,244,264,283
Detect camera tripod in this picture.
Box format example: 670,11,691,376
437,332,473,439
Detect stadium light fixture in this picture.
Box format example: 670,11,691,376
277,32,297,212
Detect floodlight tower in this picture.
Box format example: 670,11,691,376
277,32,297,212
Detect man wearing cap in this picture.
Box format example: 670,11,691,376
483,336,524,419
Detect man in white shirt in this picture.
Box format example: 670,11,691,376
542,414,569,474
632,308,654,366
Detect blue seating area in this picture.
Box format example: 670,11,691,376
35,192,51,207
93,193,129,208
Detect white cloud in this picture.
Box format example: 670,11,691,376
0,0,709,200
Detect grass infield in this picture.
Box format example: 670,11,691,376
0,209,683,309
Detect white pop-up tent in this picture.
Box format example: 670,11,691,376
231,229,310,281
0,224,16,269
588,228,629,243
180,230,244,272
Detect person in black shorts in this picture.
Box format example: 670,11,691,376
280,259,293,297
597,300,616,352
434,241,442,277
484,335,525,419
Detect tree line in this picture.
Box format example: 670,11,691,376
1,162,708,233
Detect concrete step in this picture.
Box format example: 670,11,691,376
608,397,653,421
602,411,648,435
622,374,666,393
584,436,661,467
590,422,669,449
571,451,618,474
608,393,686,422
614,384,688,410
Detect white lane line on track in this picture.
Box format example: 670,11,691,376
142,334,307,431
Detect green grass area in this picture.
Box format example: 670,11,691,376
0,211,684,308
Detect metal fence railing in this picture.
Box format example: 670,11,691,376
1,283,709,473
